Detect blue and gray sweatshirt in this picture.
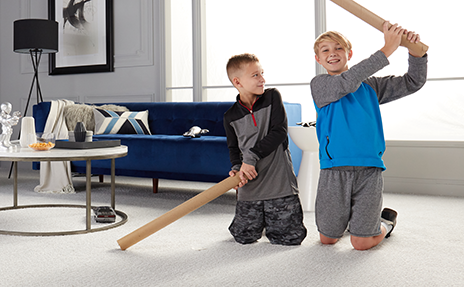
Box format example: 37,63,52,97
310,50,428,170
223,88,298,201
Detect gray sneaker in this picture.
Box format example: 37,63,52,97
381,208,397,238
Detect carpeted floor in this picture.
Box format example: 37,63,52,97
0,165,463,286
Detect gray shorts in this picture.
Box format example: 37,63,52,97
229,195,307,245
315,167,383,238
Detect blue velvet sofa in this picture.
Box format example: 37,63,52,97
33,101,302,192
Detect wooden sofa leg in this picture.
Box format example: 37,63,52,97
153,178,159,193
99,175,104,182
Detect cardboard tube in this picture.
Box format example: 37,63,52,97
117,175,241,250
330,0,428,57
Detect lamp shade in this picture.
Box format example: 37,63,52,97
13,19,58,54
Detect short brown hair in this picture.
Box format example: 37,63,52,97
314,31,352,55
226,53,259,83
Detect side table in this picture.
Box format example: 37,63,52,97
288,126,320,212
0,145,128,236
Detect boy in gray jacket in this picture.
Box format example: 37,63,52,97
224,53,307,245
311,22,427,250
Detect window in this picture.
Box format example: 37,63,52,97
327,0,463,79
165,0,464,139
326,0,464,139
165,0,193,102
166,0,317,121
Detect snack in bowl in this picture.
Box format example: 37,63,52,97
30,132,56,151
29,142,55,151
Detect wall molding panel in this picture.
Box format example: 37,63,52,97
384,176,464,197
114,0,154,68
383,141,464,197
83,94,154,103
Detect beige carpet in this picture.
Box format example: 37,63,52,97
0,165,463,286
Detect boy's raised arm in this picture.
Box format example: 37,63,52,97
311,51,389,108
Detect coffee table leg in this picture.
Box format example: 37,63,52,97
111,158,115,209
13,161,18,207
86,159,91,230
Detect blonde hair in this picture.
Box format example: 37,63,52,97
226,53,259,83
313,31,352,55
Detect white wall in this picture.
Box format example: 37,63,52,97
0,0,163,123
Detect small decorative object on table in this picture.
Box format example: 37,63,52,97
20,116,36,147
0,102,21,149
29,133,55,151
74,122,87,142
68,130,93,142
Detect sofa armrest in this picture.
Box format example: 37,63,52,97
33,102,52,133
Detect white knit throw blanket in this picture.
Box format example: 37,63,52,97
34,100,76,194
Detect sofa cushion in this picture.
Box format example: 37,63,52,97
94,109,151,135
88,134,231,176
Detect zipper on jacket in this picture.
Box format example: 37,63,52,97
239,100,258,127
249,110,257,126
325,136,332,160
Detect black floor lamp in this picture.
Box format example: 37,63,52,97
13,18,58,116
9,19,58,178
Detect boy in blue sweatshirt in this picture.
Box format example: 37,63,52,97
310,22,427,250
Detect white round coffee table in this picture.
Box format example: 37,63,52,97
0,145,128,236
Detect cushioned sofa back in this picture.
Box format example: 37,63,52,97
101,102,233,136
33,101,302,136
33,101,303,176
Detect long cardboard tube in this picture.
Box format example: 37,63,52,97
117,175,241,250
330,0,428,57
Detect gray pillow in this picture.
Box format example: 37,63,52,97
64,103,129,132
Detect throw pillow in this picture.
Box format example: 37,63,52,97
64,103,129,132
93,109,151,135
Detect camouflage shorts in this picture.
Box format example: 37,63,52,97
229,195,307,245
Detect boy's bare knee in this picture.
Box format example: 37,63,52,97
350,236,372,251
320,234,339,245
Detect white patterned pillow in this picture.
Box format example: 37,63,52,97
93,109,151,135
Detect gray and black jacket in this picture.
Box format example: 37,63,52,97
223,88,298,201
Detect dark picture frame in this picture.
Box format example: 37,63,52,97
48,0,114,75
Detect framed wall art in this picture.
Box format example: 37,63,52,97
48,0,114,75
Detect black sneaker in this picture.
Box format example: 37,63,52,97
381,208,397,238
